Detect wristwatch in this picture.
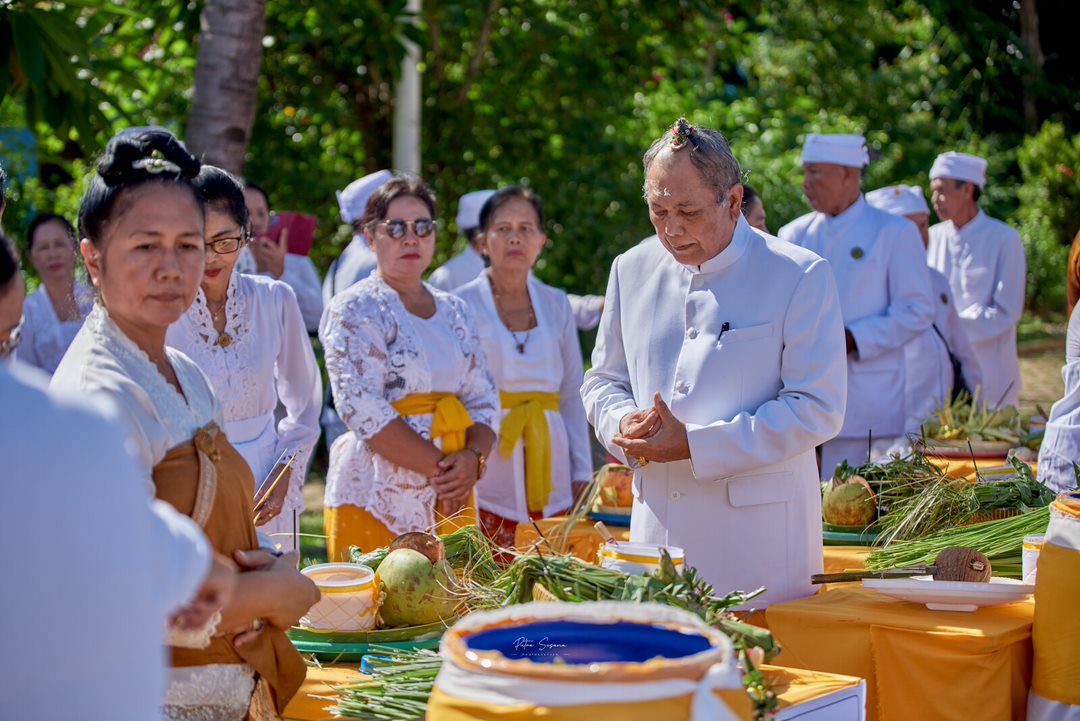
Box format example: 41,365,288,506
467,446,487,480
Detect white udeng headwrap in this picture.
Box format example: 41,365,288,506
930,151,988,187
336,169,393,224
455,189,496,233
801,133,869,168
866,184,930,216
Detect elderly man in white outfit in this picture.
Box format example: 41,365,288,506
582,119,848,608
779,134,936,479
928,152,1026,409
867,184,983,435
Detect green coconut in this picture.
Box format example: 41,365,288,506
376,548,459,627
822,475,876,528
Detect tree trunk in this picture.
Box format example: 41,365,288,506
1018,0,1045,132
185,0,267,174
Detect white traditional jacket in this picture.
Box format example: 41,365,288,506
582,217,847,607
456,272,593,521
904,268,984,433
319,275,499,535
167,272,322,517
779,195,936,440
927,210,1025,408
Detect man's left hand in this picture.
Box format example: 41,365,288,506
612,391,690,463
251,227,288,278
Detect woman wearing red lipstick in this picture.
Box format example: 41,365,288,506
454,187,593,548
18,213,93,374
167,166,322,550
319,174,498,561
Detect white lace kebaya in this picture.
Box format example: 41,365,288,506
319,274,499,536
167,271,322,538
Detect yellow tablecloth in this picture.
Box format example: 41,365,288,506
281,661,864,721
765,586,1034,721
923,454,1037,482
514,515,631,563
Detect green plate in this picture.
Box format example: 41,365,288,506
288,620,450,661
822,524,879,546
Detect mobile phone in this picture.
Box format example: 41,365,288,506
266,211,318,256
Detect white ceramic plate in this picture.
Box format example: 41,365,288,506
862,576,1034,612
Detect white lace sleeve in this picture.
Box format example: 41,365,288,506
321,294,399,441
271,283,322,476
446,296,499,431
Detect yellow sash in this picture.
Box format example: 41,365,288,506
392,392,473,453
498,390,560,512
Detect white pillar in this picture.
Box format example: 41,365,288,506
393,0,422,175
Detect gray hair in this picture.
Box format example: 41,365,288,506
642,118,741,202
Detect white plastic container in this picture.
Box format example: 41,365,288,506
299,562,378,631
599,540,685,576
1022,533,1045,585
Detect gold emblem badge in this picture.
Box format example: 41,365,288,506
851,247,864,259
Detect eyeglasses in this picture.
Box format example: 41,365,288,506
206,233,249,255
0,320,22,358
373,218,435,240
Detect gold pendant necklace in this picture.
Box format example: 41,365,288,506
206,298,232,349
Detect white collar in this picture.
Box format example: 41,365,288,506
680,214,753,275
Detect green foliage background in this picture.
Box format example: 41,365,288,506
2,0,1078,311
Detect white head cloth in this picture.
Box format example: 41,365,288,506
866,184,929,216
929,151,987,187
456,189,496,233
336,169,393,224
801,133,869,168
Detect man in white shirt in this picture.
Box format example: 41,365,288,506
322,169,393,305
428,189,495,292
582,119,847,607
927,151,1025,408
1,362,232,721
240,180,325,332
866,184,983,433
779,134,936,479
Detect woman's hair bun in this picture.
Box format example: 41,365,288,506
97,126,201,187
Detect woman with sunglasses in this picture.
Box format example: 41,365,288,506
18,213,94,374
319,174,498,561
167,166,321,550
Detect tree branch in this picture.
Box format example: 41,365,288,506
457,0,499,103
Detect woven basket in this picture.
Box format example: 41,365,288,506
531,583,561,602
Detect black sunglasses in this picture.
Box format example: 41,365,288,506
374,218,435,240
